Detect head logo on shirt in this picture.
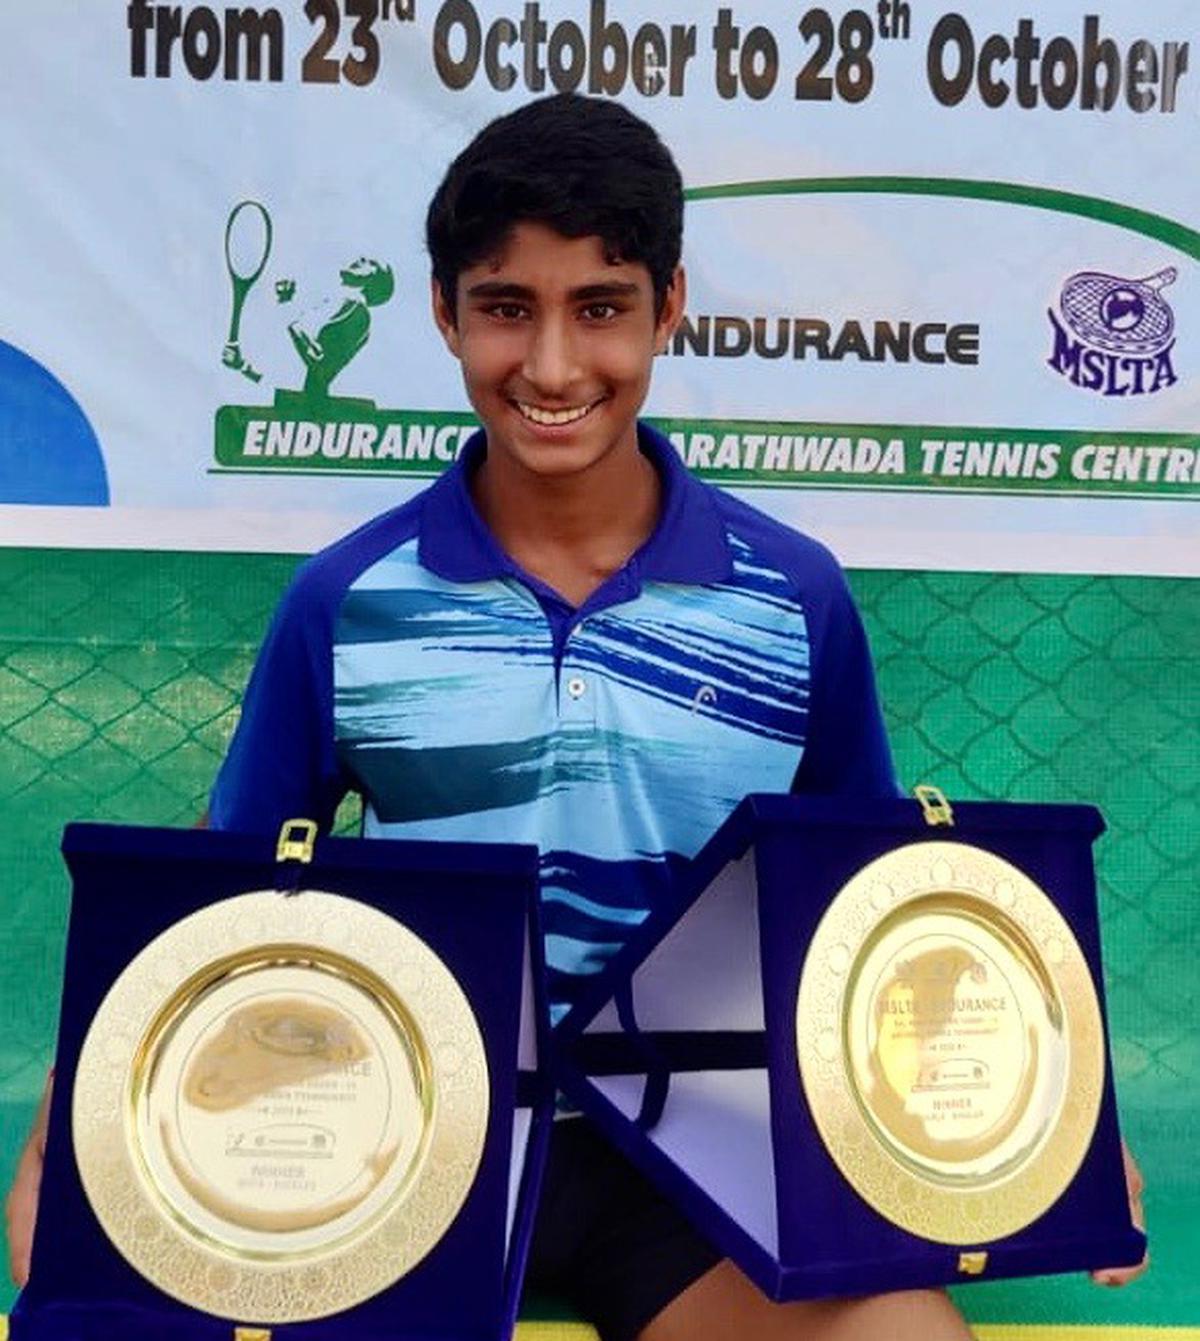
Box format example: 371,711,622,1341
691,684,719,712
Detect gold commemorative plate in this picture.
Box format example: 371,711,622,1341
796,841,1104,1244
73,890,489,1322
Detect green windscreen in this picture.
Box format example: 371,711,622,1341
1,549,1196,1323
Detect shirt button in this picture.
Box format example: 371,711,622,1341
566,676,586,700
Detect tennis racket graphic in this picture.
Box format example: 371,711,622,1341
222,200,273,382
1059,267,1177,357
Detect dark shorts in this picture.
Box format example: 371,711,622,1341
523,1116,723,1341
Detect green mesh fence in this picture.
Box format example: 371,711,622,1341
1,548,1197,1324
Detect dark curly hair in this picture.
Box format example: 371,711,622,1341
427,93,683,318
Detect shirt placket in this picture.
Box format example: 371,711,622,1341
558,619,598,728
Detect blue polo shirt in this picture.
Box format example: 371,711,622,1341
210,424,896,1020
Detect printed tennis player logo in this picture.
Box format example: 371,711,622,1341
220,199,394,400
213,199,475,475
1047,266,1179,398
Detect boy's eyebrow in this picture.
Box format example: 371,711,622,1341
464,280,643,302
568,281,642,301
464,280,535,301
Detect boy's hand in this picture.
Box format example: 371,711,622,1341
5,1072,53,1288
1090,1140,1148,1286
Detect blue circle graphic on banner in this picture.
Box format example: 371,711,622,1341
0,340,109,505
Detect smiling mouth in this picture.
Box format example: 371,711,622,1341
513,399,601,427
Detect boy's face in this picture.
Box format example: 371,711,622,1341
433,222,684,482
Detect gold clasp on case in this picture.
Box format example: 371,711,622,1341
235,1329,272,1341
957,1251,988,1275
276,818,318,864
914,784,954,828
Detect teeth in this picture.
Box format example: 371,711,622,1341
516,401,594,426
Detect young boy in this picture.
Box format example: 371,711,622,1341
8,93,1143,1339
205,90,971,1341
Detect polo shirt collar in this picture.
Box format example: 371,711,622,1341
418,422,733,587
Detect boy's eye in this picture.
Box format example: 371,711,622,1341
485,302,530,321
581,302,619,321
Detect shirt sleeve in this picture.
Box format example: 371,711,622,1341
208,562,349,836
791,564,900,799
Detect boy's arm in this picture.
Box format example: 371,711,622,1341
791,566,898,799
1091,1140,1149,1284
209,561,347,835
5,1070,52,1287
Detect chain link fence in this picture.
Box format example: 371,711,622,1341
1,548,1197,1321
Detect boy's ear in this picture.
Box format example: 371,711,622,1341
654,265,687,355
431,277,461,357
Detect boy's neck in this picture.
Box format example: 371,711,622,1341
470,437,662,609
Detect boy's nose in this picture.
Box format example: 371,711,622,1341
522,316,579,396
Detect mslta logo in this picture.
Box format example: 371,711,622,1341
1047,266,1179,397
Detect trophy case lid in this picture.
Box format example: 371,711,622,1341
62,818,542,884
692,793,1105,878
557,793,1105,1043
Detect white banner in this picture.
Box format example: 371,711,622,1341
1,2,1198,573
